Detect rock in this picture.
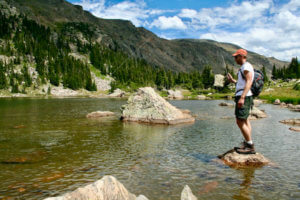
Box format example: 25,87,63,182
213,74,225,87
289,127,300,132
91,73,113,91
109,88,125,97
86,111,115,118
289,105,300,112
219,102,234,107
280,102,287,107
253,99,262,107
121,87,195,125
198,181,218,195
181,185,197,200
279,119,300,126
167,90,184,100
51,86,79,97
274,99,281,105
218,149,270,168
197,95,206,100
250,106,267,119
44,175,148,200
180,109,191,114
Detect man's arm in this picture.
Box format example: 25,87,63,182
227,73,236,84
238,70,253,108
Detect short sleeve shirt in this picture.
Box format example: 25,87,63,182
235,62,254,96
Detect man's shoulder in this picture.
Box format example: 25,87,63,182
242,62,253,71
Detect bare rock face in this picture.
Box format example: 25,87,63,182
181,185,197,200
44,175,148,200
219,102,234,107
86,111,115,118
250,106,267,119
280,119,300,126
121,87,195,125
167,90,184,100
214,74,225,87
218,149,270,168
109,89,126,97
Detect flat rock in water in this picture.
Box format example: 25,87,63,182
121,87,195,125
44,175,149,200
86,111,115,118
219,102,234,107
218,149,270,168
249,106,267,120
289,127,300,132
280,119,300,126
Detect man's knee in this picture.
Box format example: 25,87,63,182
236,118,246,126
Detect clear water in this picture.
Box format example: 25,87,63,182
0,98,299,200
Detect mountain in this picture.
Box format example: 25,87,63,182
6,0,287,74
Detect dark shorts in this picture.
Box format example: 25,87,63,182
235,96,253,119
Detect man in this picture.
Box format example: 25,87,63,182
227,49,255,154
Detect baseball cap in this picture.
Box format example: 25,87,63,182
232,49,247,57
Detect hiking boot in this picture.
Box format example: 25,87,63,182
234,141,247,151
236,143,256,154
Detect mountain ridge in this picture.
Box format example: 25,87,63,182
5,0,287,74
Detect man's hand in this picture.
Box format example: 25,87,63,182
227,73,236,84
238,96,245,108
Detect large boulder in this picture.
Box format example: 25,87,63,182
44,175,148,200
167,90,184,100
214,74,225,87
109,89,125,97
218,149,270,168
86,111,115,118
181,185,197,200
121,87,195,125
249,106,267,119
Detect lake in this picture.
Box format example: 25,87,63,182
0,98,299,200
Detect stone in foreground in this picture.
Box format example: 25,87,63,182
181,185,197,200
86,111,115,118
218,149,270,168
44,175,148,200
121,87,195,125
289,127,300,132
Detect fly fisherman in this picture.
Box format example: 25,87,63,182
227,49,255,154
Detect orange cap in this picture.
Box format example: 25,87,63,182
232,49,247,57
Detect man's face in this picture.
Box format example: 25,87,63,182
234,55,243,65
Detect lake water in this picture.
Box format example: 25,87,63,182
0,98,299,200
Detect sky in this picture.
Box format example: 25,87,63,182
67,0,300,61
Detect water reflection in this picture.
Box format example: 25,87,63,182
233,168,256,200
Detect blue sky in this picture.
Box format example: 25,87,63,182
67,0,300,61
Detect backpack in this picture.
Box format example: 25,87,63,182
238,69,264,97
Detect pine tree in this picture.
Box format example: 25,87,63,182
262,66,269,83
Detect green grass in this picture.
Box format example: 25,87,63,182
89,65,107,79
259,85,300,104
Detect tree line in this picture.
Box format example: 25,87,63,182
272,57,300,80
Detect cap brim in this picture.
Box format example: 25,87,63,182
232,53,238,56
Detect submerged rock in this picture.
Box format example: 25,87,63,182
86,111,115,118
181,185,197,200
219,102,234,107
218,149,270,168
279,119,300,126
109,88,126,97
167,90,184,100
121,87,195,125
249,106,267,119
44,175,148,200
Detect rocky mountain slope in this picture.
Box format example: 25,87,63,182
7,0,287,73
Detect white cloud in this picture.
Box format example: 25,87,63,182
150,16,187,30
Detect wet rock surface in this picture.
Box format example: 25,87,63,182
289,127,300,132
86,111,115,118
219,102,234,107
218,149,270,168
249,106,267,119
121,87,195,125
279,119,300,126
44,175,148,200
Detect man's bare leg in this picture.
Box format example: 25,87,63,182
236,118,252,142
